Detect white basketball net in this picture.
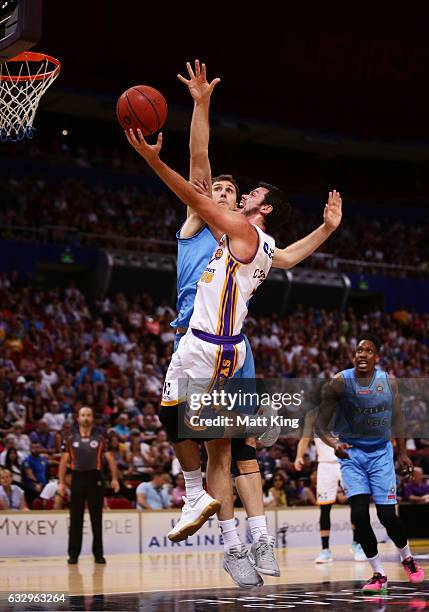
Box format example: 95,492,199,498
0,53,60,142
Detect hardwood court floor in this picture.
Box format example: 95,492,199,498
1,543,428,597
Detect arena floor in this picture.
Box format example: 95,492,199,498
1,543,428,611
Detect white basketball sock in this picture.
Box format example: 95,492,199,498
367,554,386,576
398,543,412,561
183,468,203,503
219,518,241,551
248,515,268,543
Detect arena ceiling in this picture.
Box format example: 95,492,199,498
38,7,429,143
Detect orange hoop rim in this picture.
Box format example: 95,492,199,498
0,51,61,83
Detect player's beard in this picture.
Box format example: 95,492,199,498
242,202,259,217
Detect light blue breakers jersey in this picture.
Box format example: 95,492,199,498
171,225,217,329
334,367,393,452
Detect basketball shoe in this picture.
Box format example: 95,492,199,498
224,544,264,588
351,542,367,561
256,404,281,447
315,549,333,563
167,491,221,542
402,557,425,583
250,534,280,576
361,573,388,594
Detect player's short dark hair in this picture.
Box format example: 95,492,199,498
356,333,382,353
258,182,291,234
212,174,240,201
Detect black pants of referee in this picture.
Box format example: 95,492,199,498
68,470,104,559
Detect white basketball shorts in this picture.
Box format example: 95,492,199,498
317,461,342,505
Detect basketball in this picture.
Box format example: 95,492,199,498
116,85,168,136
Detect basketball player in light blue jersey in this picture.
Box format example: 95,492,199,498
170,60,343,586
316,334,425,594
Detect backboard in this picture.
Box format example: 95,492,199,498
0,0,42,63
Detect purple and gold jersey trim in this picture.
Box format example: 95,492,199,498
216,255,240,336
184,342,239,430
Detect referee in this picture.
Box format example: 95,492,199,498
58,406,119,564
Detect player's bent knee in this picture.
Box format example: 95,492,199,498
349,494,371,526
232,458,259,477
375,504,397,526
231,438,259,477
350,509,371,530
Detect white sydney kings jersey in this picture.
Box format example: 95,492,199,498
189,225,275,336
314,438,337,462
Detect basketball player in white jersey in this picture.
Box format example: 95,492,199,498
177,59,343,578
126,126,293,587
126,63,342,586
295,403,366,563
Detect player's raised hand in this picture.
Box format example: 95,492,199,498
323,189,342,232
177,59,221,105
125,128,163,164
191,179,212,198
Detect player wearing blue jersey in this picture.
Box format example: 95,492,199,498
316,334,424,593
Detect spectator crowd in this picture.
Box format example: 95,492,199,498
0,170,428,274
0,272,429,511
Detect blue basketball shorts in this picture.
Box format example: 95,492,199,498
173,331,185,353
234,334,255,379
339,441,397,505
228,334,257,416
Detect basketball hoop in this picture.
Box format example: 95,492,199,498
0,51,61,142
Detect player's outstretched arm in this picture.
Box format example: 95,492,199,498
179,60,220,185
178,60,220,237
272,190,342,269
125,129,255,246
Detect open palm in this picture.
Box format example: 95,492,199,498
125,128,163,163
177,59,220,104
324,189,342,232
